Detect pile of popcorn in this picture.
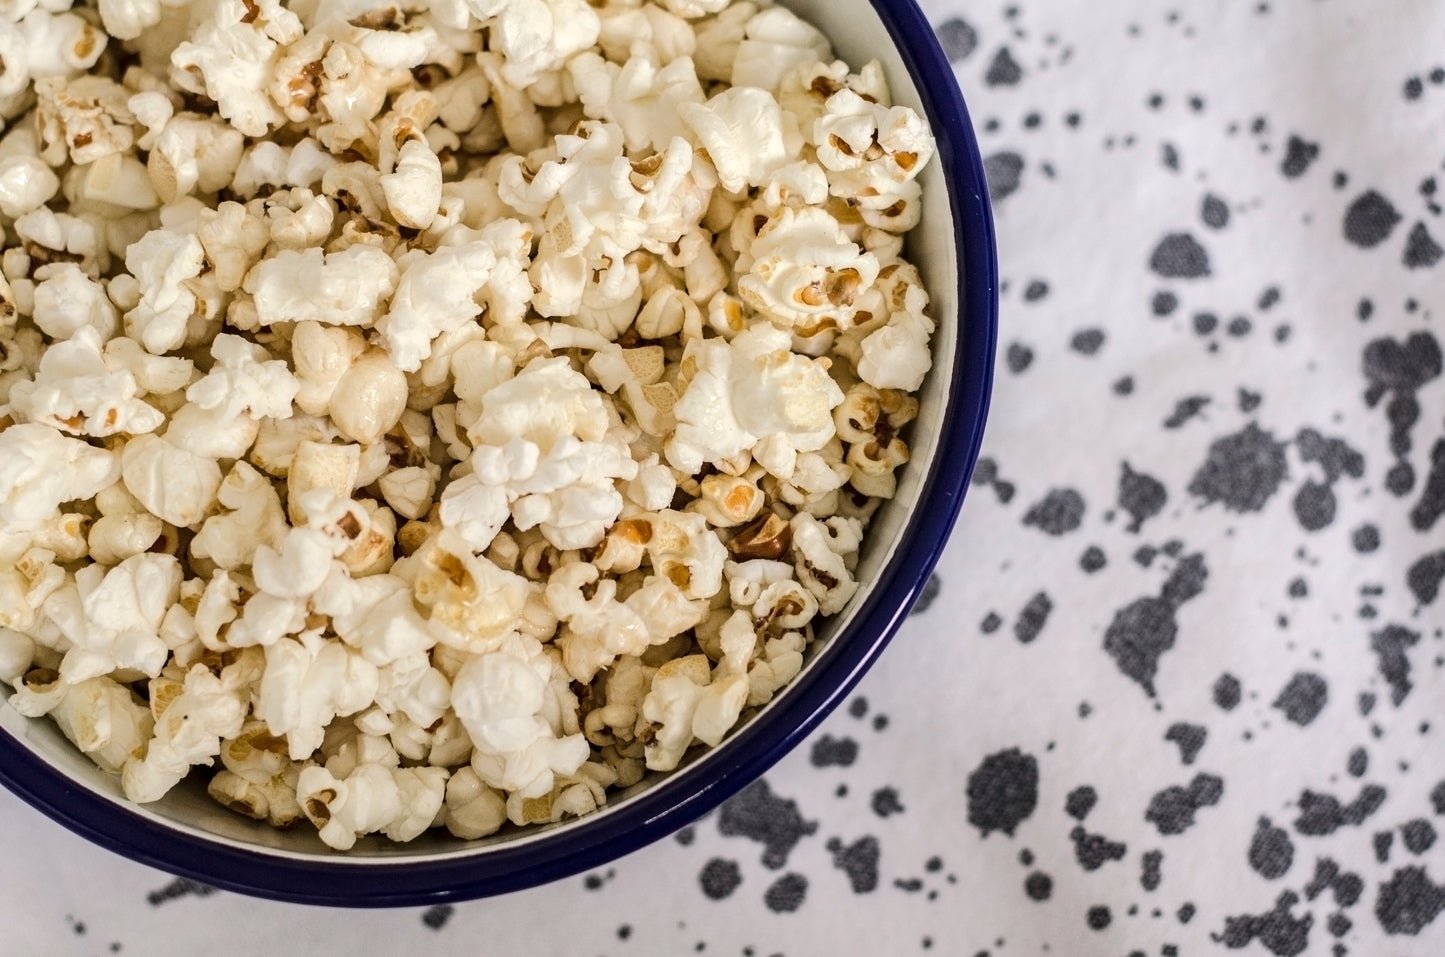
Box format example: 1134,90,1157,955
0,0,937,849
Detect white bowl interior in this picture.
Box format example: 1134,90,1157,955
0,0,962,864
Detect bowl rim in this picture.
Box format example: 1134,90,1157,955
0,0,998,906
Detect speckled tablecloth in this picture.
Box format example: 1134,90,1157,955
8,1,1445,954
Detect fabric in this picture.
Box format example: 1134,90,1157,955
6,1,1445,954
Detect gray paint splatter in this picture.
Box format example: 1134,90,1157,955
1375,867,1445,936
1411,439,1445,530
1141,850,1163,891
1273,672,1329,726
1370,624,1421,706
1401,819,1438,855
1149,232,1213,278
983,152,1024,202
910,573,942,615
1165,395,1212,429
1214,891,1313,955
146,879,217,907
1406,551,1445,606
1188,423,1290,513
718,779,818,869
1403,221,1443,268
1249,818,1296,880
1280,135,1320,178
1146,774,1225,836
1066,786,1098,821
870,788,905,819
984,46,1023,86
1214,673,1242,710
935,17,978,61
810,735,859,768
1014,592,1053,644
826,836,879,894
1023,488,1086,536
420,905,455,930
966,748,1039,838
699,858,743,900
1165,723,1207,765
1293,785,1387,836
1070,826,1127,871
1103,553,1209,695
1343,190,1402,248
1119,463,1168,532
1292,480,1336,531
763,872,809,913
1201,194,1231,229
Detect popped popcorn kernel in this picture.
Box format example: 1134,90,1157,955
0,0,939,848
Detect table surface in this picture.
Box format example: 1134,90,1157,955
8,0,1445,954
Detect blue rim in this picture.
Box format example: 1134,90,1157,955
0,0,997,906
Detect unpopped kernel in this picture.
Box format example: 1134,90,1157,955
0,0,936,850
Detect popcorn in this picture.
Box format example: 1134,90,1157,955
122,227,205,355
8,326,164,437
121,432,223,528
244,245,400,329
45,552,182,683
123,662,249,802
680,86,797,193
0,422,119,525
10,674,154,774
450,634,590,798
668,323,844,475
256,630,380,761
0,0,939,848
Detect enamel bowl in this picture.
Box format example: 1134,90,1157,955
0,0,997,905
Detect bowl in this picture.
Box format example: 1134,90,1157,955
0,0,997,905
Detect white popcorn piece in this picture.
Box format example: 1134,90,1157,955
668,323,844,476
31,263,118,341
638,652,748,771
208,720,304,828
186,334,300,423
731,6,831,94
328,349,409,446
286,440,361,524
34,75,136,166
123,662,249,803
381,138,443,230
15,207,107,277
736,205,880,334
403,529,532,650
679,86,796,194
852,263,935,392
195,201,268,292
379,219,533,372
443,765,507,839
10,673,154,774
244,245,400,329
475,0,600,88
45,552,181,684
788,511,859,615
122,227,205,355
256,631,380,761
191,461,289,572
291,321,367,417
296,735,448,849
0,423,120,525
121,433,222,528
0,145,61,219
170,0,301,137
8,327,164,438
450,634,591,799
